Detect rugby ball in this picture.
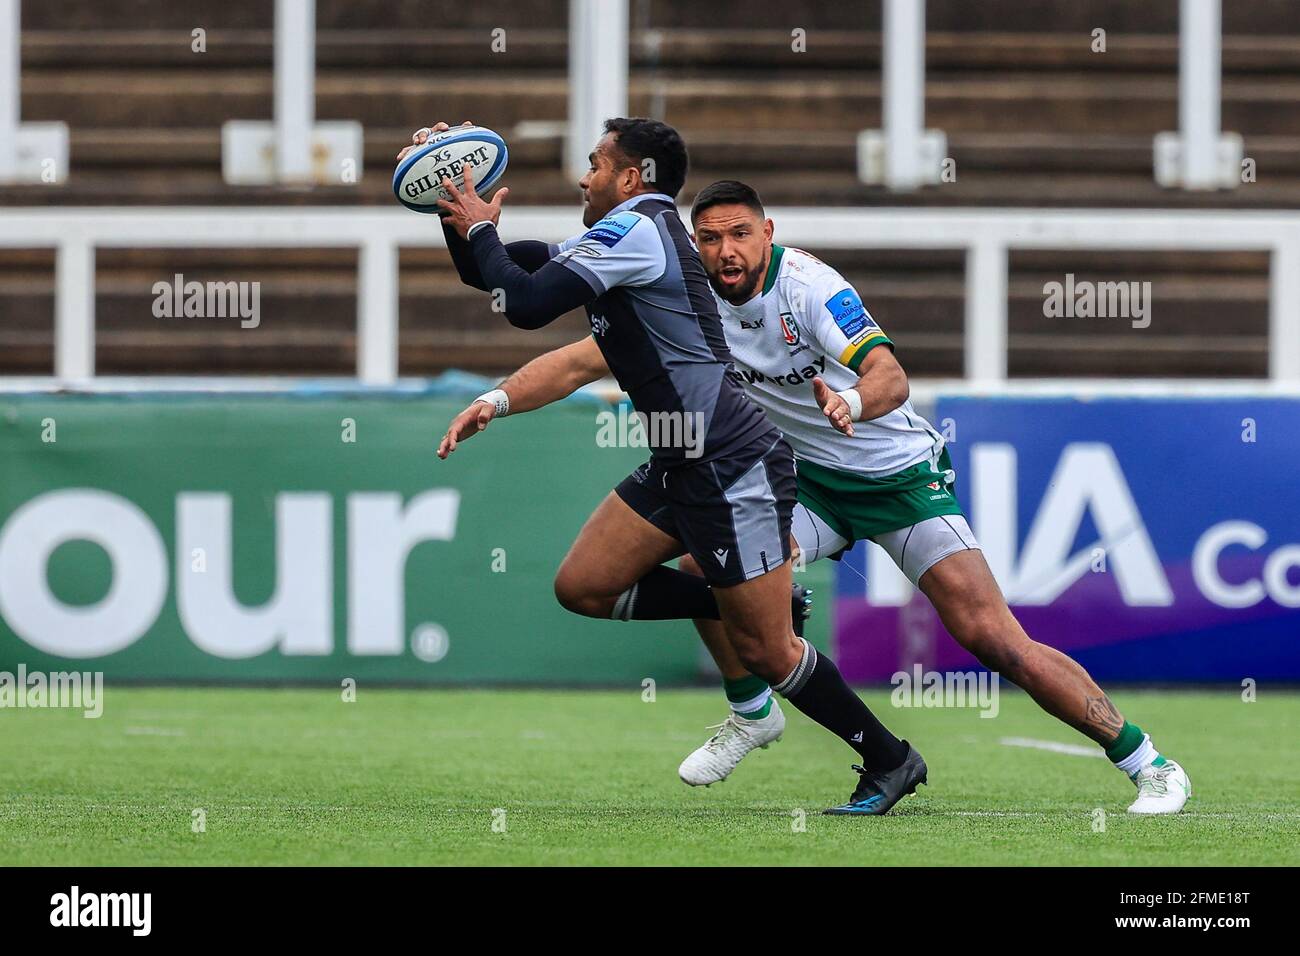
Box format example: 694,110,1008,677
392,125,509,214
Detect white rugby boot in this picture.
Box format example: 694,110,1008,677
1126,758,1192,814
678,699,785,786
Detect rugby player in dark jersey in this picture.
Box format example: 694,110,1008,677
401,118,925,813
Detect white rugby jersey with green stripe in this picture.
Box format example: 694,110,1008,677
714,245,943,478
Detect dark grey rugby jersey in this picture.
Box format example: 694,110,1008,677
550,193,774,465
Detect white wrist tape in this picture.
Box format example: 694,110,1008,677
475,388,510,417
836,387,863,421
466,220,496,239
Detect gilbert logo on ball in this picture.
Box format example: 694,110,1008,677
393,125,509,214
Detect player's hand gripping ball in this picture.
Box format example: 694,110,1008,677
393,121,509,217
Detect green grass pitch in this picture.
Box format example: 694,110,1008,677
2,686,1296,866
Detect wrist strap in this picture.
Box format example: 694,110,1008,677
474,388,509,417
836,387,863,422
466,220,496,239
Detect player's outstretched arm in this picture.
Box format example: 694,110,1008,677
441,222,556,292
812,346,909,437
436,337,609,459
438,167,595,330
499,335,610,415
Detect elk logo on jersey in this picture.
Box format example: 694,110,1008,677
779,312,801,346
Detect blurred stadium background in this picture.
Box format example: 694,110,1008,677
1,0,1298,691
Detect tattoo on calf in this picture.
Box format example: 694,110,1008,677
1085,695,1125,737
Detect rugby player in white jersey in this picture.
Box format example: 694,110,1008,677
672,180,1189,814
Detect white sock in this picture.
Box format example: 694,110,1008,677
730,687,771,718
1115,733,1157,776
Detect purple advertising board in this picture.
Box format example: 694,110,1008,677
835,396,1300,683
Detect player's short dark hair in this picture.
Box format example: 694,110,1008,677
690,180,765,224
602,117,689,199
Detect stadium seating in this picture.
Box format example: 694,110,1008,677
0,0,1291,377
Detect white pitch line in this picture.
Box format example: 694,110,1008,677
999,736,1106,758
123,726,185,737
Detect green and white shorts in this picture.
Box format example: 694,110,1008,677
791,449,981,586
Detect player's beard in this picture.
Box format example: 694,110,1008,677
710,259,766,305
582,186,617,227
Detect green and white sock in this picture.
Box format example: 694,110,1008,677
1105,720,1164,776
724,674,772,720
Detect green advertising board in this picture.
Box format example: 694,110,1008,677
0,388,829,684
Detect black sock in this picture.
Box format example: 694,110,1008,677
611,566,721,621
775,638,907,770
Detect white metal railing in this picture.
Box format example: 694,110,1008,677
861,0,1242,192
1,0,1254,194
1180,0,1224,187
0,0,17,179
1155,0,1242,189
0,0,67,184
567,0,629,182
859,0,947,190
2,206,1298,384
220,0,362,185
882,0,929,190
274,0,316,182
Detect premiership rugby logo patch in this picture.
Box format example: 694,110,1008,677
825,287,878,339
583,211,639,248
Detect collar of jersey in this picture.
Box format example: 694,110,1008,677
604,192,676,218
761,245,786,296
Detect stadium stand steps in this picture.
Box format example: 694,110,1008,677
0,248,1267,378
25,0,1296,35
22,29,1300,72
0,0,1288,378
